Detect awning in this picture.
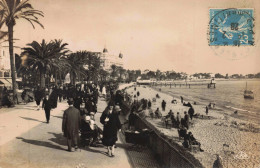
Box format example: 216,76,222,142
0,79,12,87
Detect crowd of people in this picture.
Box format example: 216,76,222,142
60,82,127,157
124,88,205,152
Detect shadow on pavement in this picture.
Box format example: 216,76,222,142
48,132,67,146
19,116,45,123
83,146,109,157
16,137,65,151
16,107,36,111
51,115,63,119
115,143,129,150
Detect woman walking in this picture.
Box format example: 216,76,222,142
100,105,121,157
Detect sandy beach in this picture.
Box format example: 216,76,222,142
125,85,260,168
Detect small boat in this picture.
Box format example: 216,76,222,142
244,82,254,99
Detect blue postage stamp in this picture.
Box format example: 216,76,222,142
209,8,254,46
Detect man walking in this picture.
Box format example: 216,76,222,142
42,95,51,123
62,98,81,152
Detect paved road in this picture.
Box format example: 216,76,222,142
0,97,159,168
0,99,132,168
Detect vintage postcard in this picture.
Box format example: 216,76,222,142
0,0,259,168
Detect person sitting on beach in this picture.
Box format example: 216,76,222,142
152,98,156,102
149,108,154,119
164,110,174,123
156,94,160,98
128,110,137,130
154,108,162,118
169,111,177,127
166,109,174,117
171,99,177,104
186,132,204,152
183,102,191,107
142,99,147,110
208,103,212,109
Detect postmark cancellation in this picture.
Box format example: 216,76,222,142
209,8,254,46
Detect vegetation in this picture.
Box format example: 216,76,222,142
0,0,44,102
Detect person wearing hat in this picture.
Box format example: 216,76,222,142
62,98,81,152
89,112,103,144
100,105,121,157
42,94,51,123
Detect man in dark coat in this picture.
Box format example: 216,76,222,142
62,99,81,152
188,106,195,120
161,100,166,111
42,95,51,123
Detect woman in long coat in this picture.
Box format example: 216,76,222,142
100,105,121,157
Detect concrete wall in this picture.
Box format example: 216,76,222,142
134,116,204,168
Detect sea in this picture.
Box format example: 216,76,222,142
157,79,260,124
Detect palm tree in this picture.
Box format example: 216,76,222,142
118,66,126,82
0,0,44,102
0,6,7,39
99,69,109,82
22,39,68,88
66,51,88,85
110,64,118,79
49,39,70,85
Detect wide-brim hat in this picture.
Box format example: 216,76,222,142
114,105,121,112
89,112,95,116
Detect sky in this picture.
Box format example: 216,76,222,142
9,0,260,75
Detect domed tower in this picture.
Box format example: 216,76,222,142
119,52,123,58
103,47,108,53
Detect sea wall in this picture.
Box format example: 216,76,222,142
134,115,204,168
118,84,204,168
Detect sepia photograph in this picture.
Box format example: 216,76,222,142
0,0,259,168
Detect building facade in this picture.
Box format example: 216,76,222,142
0,37,10,72
0,37,12,88
99,47,123,71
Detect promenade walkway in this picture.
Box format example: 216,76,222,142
0,83,160,168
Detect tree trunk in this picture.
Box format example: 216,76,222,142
70,72,75,85
59,71,62,85
40,71,45,88
55,70,58,85
8,24,17,103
